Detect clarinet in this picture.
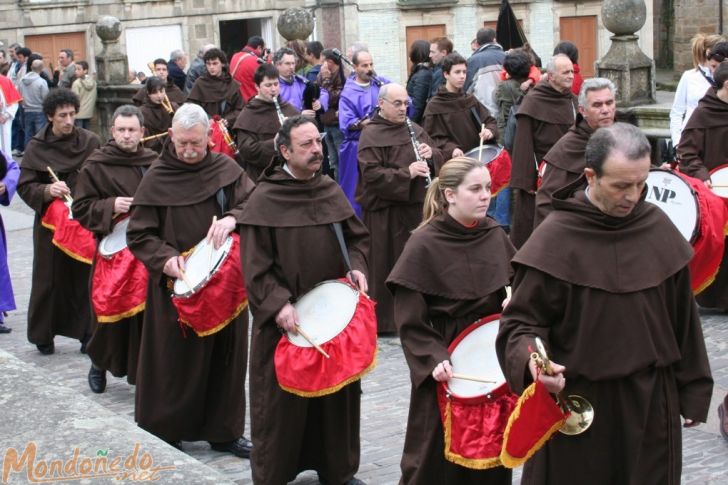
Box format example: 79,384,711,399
367,70,383,88
405,118,432,187
273,95,286,126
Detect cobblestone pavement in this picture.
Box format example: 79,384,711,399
1,195,727,484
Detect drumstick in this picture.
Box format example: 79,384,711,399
451,373,497,384
46,166,74,205
208,216,217,273
709,184,728,188
178,267,195,293
506,286,512,299
477,123,485,160
294,325,330,359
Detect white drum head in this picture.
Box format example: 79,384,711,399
99,218,130,257
287,280,359,347
173,236,233,296
463,145,503,165
711,166,728,198
644,170,699,242
448,319,505,398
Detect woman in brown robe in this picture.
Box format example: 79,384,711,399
126,110,255,448
73,113,158,388
387,157,515,485
187,48,244,127
18,89,101,354
422,53,497,159
138,77,178,153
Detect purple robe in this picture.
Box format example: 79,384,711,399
278,75,329,112
338,77,389,216
0,153,19,314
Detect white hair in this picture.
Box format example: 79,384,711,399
546,54,572,74
578,78,617,108
172,103,210,131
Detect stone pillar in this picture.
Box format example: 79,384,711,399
95,15,137,140
597,0,656,107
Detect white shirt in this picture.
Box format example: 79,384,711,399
670,66,713,146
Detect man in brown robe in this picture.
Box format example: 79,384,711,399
422,52,497,159
187,48,244,127
126,103,254,456
18,88,101,354
534,77,616,227
678,62,728,312
232,63,299,181
139,76,178,153
497,123,713,484
510,54,577,248
240,116,370,485
132,58,185,107
73,105,158,393
357,83,444,334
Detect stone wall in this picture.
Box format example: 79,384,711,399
673,0,725,75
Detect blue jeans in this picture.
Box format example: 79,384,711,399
487,187,512,232
23,111,47,147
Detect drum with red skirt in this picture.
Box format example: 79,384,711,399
645,168,727,294
209,115,238,158
463,144,511,196
40,198,96,264
436,314,518,469
92,217,149,322
170,232,248,336
274,279,377,397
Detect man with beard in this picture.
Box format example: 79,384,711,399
187,48,244,127
422,53,496,159
72,105,158,393
274,47,329,118
510,54,577,248
678,61,728,312
338,50,390,215
232,64,300,182
241,115,369,485
534,77,616,226
18,89,101,354
357,83,443,334
126,103,254,456
497,123,712,485
139,76,178,153
132,58,185,106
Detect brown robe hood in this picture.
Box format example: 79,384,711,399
542,114,593,173
22,124,101,172
387,213,514,299
517,80,577,125
516,176,693,293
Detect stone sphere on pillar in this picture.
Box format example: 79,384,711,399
277,8,314,41
96,15,122,43
602,0,647,36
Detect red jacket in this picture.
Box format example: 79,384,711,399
230,47,261,102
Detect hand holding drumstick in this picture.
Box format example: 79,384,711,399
206,215,236,249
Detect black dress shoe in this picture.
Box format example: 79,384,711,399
0,323,11,334
80,334,91,354
166,440,183,450
88,365,107,393
209,436,252,458
37,342,55,355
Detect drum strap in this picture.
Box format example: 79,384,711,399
216,188,228,215
469,106,483,132
331,222,352,272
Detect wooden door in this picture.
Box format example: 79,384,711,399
405,24,446,73
25,32,87,72
559,16,597,77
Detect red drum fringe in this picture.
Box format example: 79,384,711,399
171,233,248,337
40,199,96,264
274,281,377,398
92,247,148,323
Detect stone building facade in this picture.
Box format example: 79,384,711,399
671,0,728,74
0,0,657,84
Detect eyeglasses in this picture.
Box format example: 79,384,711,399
382,98,411,109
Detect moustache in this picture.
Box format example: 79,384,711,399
307,154,324,165
182,150,200,159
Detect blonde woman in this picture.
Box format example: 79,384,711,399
670,34,726,145
387,157,515,484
